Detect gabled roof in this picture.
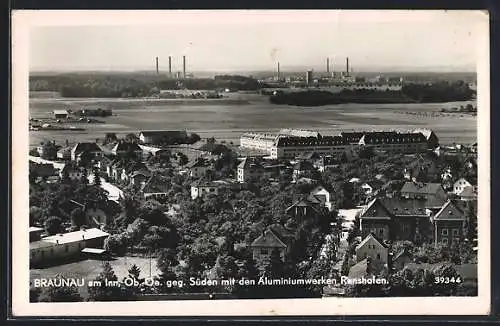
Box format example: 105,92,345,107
434,200,466,221
356,233,389,251
360,198,392,220
285,198,320,213
140,177,170,194
112,142,142,153
250,229,287,248
380,198,429,217
72,142,102,153
459,186,477,198
400,182,444,196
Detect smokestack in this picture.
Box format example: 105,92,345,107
346,57,349,76
168,56,172,77
327,58,330,73
183,55,186,78
155,57,159,75
277,62,280,80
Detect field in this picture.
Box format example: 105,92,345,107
30,256,160,299
28,92,477,147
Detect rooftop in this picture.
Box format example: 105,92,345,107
42,228,110,245
250,229,287,248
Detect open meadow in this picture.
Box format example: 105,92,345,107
28,92,477,147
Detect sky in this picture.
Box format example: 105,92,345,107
25,10,487,73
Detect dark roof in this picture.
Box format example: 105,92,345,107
112,142,142,152
276,136,346,147
140,177,170,194
250,229,287,248
140,130,187,137
400,182,444,196
293,160,315,171
341,132,366,143
459,186,477,198
360,132,426,145
185,159,209,169
434,200,466,221
72,142,102,153
393,248,412,261
357,233,390,250
380,198,429,217
360,198,392,220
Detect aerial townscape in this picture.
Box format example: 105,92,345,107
27,18,479,303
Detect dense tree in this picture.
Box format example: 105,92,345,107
44,216,63,235
87,262,134,301
40,141,59,160
70,207,86,228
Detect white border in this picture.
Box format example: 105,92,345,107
11,10,491,316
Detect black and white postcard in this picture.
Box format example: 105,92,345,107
11,10,491,316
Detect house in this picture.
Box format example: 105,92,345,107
30,228,110,267
141,178,170,200
348,257,388,280
60,163,86,181
391,248,413,270
355,233,389,265
285,198,321,224
313,155,339,172
186,158,211,178
359,197,433,243
57,147,72,160
29,226,44,242
130,170,152,187
459,186,478,201
400,182,448,209
29,162,57,178
53,110,69,119
431,200,467,247
292,160,315,181
250,229,287,265
139,130,188,145
308,185,333,211
453,178,474,196
190,180,235,200
71,142,103,162
111,141,143,160
120,162,148,184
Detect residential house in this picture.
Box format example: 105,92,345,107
459,186,478,201
141,177,170,200
400,181,448,210
71,142,103,162
190,180,236,200
120,162,148,184
391,248,413,270
186,158,211,178
111,141,143,160
56,147,72,160
139,130,188,145
313,155,339,172
431,200,467,247
292,160,315,181
60,163,86,181
308,185,333,211
453,178,474,196
359,197,433,244
29,162,57,179
285,198,321,224
348,257,388,280
130,170,152,187
355,233,389,265
250,229,287,264
30,228,109,267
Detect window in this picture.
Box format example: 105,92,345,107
379,228,384,237
441,229,448,236
260,249,269,255
452,229,460,236
441,238,449,245
377,253,381,259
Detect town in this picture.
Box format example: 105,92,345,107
28,123,478,301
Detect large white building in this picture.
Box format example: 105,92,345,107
240,128,430,159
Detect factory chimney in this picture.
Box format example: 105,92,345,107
183,55,186,78
346,57,349,76
155,57,159,75
277,62,280,81
327,58,330,73
168,56,172,77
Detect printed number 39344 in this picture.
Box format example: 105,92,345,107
434,277,462,284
